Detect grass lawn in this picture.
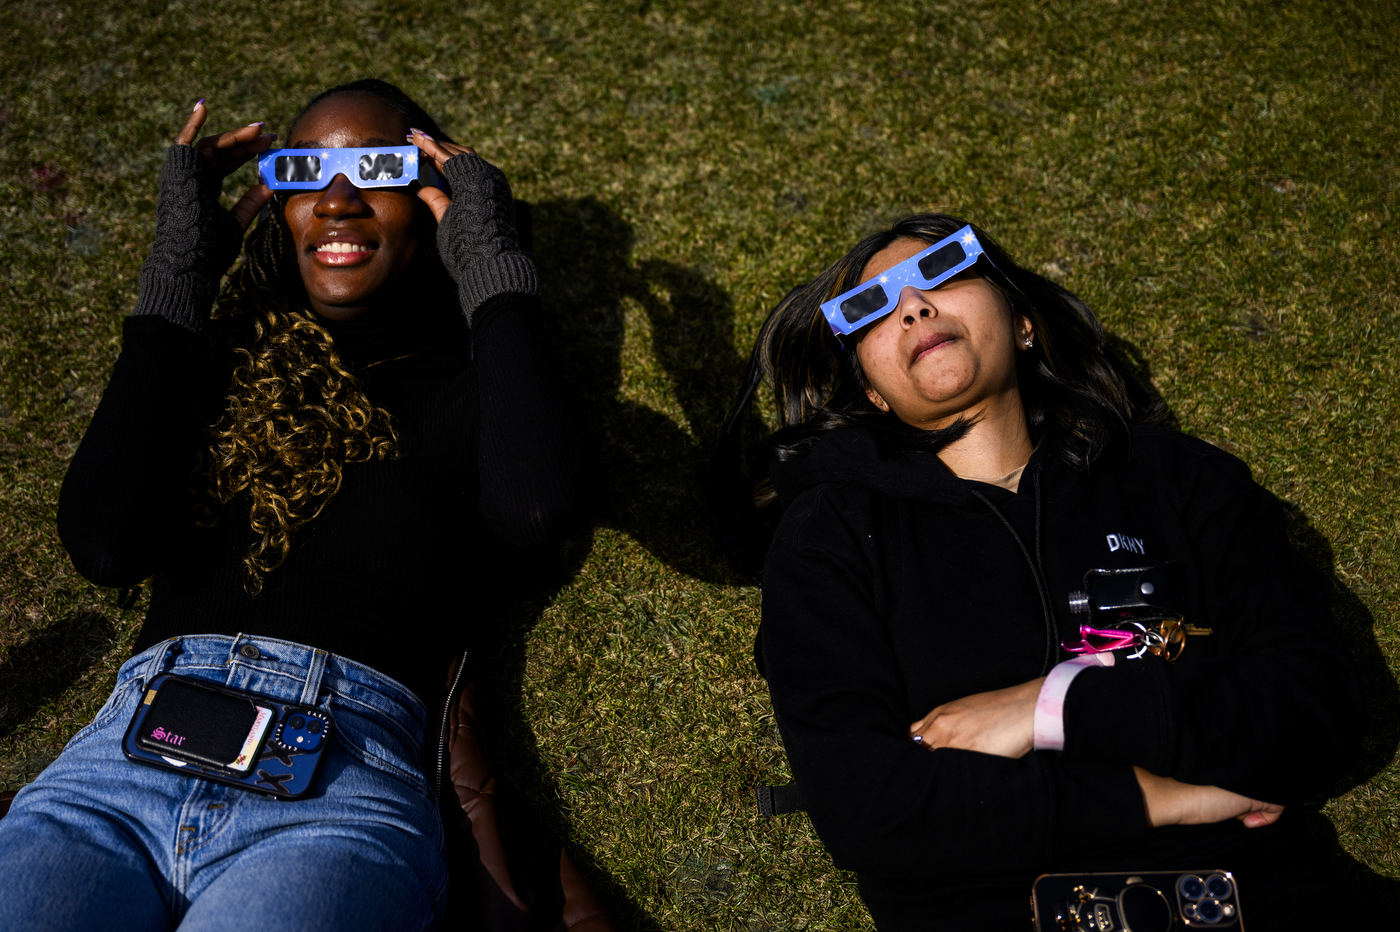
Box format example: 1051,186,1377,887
2,0,1397,926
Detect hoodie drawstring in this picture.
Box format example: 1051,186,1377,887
970,468,1057,675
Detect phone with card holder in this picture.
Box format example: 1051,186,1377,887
122,673,334,800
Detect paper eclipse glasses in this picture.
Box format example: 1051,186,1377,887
256,146,443,191
820,225,1003,337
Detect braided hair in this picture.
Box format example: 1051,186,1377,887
199,79,450,595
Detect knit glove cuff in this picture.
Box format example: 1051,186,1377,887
437,152,539,321
132,265,223,334
130,144,245,333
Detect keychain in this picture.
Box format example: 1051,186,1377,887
1062,618,1213,662
1061,563,1212,663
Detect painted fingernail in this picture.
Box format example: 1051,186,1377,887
410,128,434,141
193,98,205,112
247,121,267,128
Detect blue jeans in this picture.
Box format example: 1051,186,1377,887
0,634,449,931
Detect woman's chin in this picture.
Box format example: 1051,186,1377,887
304,282,390,319
906,382,979,413
301,266,391,310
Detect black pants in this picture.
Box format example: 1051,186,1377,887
857,811,1396,931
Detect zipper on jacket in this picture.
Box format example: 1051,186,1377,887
435,649,470,801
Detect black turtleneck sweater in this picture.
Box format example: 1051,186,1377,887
58,293,589,705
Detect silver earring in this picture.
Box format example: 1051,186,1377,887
1025,336,1035,349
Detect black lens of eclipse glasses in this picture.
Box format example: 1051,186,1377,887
274,155,322,183
840,284,889,324
917,240,968,281
358,153,403,181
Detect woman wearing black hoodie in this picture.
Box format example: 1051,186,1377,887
742,215,1364,929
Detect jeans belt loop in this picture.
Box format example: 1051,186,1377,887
140,637,182,685
301,649,329,706
226,632,249,678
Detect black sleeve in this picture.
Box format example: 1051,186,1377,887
761,490,1148,880
471,293,592,547
57,316,223,588
1062,440,1364,804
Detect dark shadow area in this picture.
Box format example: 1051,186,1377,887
1280,504,1400,899
0,611,118,740
459,197,764,930
1293,809,1400,912
1281,503,1400,790
531,196,766,585
1104,331,1182,431
468,538,666,932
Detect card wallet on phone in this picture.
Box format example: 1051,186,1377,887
134,678,272,772
124,673,334,799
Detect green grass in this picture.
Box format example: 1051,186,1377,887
2,0,1398,926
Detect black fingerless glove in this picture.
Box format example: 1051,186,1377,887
130,145,246,334
436,152,539,324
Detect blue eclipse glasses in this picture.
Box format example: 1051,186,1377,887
820,225,1002,336
256,146,442,192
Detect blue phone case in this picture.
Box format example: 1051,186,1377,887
122,673,334,800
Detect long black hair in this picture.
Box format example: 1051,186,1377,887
709,213,1160,577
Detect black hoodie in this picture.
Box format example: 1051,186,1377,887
760,425,1363,929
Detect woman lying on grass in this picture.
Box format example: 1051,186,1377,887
747,214,1365,930
0,80,588,930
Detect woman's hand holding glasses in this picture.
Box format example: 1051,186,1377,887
133,100,275,332
173,100,275,235
406,128,538,322
403,129,476,225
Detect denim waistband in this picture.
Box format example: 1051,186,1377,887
118,633,430,755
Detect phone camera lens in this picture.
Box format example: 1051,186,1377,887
1204,874,1232,899
307,719,324,735
1196,899,1223,923
1179,875,1206,900
289,715,306,730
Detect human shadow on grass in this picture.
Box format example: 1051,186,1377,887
0,611,119,743
1279,503,1400,907
465,197,763,929
531,196,766,586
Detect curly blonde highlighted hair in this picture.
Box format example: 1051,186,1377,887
202,285,397,595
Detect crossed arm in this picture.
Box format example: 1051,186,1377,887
908,677,1285,829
